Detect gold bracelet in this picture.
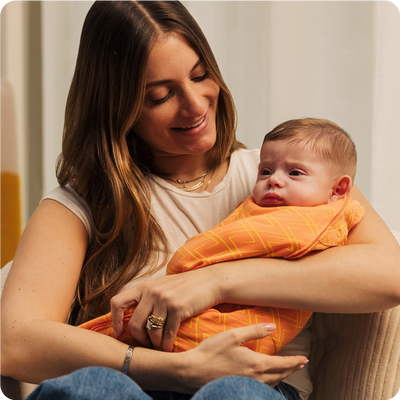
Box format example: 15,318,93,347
122,346,134,375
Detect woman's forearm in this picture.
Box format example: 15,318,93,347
216,241,400,313
216,186,400,313
1,319,128,383
0,200,186,388
1,316,191,392
1,315,306,393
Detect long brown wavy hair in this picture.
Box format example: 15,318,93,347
57,1,245,326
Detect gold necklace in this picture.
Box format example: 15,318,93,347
163,166,213,192
202,167,216,192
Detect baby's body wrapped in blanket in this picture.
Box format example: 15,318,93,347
80,195,364,355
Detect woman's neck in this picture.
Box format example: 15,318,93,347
151,153,213,182
150,151,230,193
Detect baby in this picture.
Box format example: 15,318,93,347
253,117,356,208
81,118,364,355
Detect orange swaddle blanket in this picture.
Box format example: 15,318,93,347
80,195,364,354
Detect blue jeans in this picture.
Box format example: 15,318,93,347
26,367,298,400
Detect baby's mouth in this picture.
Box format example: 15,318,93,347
265,193,282,200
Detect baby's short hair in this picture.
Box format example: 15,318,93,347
263,118,357,181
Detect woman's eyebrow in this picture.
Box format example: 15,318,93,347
146,58,204,89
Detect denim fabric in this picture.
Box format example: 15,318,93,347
274,381,300,400
192,376,285,400
26,367,287,400
26,367,151,400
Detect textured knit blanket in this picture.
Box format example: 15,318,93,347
79,195,364,355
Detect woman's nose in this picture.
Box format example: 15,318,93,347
179,85,205,117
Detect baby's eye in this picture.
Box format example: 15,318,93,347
262,170,272,176
289,170,302,176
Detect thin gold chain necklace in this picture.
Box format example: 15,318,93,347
163,166,213,192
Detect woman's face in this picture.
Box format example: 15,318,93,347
132,33,220,160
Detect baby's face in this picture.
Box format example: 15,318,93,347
253,138,337,207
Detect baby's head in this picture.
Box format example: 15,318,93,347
253,118,357,207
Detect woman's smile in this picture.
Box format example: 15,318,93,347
172,114,208,136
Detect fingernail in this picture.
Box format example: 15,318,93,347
264,323,276,332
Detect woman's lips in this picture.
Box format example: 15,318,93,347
172,114,208,136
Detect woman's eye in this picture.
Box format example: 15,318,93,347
192,71,209,82
289,170,302,176
151,92,171,106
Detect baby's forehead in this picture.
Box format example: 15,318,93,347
261,137,324,157
260,139,335,169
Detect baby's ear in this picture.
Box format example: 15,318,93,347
328,175,352,203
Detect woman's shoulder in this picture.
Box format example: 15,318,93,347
229,148,260,177
233,148,260,164
41,184,94,244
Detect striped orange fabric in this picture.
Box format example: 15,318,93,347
80,196,364,354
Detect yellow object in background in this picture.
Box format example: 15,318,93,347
1,79,22,268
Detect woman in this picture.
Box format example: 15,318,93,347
1,2,399,400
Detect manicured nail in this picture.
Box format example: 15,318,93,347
264,323,276,332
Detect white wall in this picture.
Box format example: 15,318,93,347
370,1,400,231
41,1,93,195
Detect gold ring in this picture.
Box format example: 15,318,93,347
146,314,166,330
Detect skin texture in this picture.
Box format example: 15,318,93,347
252,139,352,207
2,33,400,391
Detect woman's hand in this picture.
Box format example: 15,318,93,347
111,267,222,351
178,323,308,392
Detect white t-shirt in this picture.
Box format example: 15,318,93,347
43,149,312,399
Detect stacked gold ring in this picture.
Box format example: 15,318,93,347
146,314,167,330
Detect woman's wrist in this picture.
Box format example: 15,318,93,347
128,347,195,393
202,262,230,306
212,261,250,305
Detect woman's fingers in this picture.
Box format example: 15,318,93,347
186,323,308,388
142,307,167,350
160,312,182,352
110,289,140,339
233,322,277,345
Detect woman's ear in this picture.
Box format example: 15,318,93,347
328,175,352,203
